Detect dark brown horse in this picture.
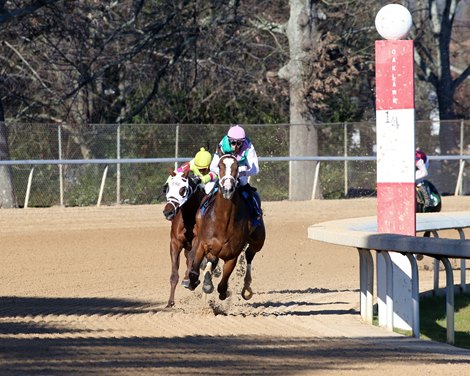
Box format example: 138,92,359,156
188,154,265,300
163,170,205,307
416,180,442,213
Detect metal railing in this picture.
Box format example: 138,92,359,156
308,213,470,345
3,121,470,206
3,154,470,207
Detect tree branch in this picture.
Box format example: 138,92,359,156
0,0,62,24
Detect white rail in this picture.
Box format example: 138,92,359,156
308,212,470,345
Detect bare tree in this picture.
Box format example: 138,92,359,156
413,0,470,154
274,0,319,200
1,1,284,149
0,98,17,207
0,0,63,207
268,1,370,199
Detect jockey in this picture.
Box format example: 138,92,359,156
173,148,217,194
210,125,262,223
415,148,432,209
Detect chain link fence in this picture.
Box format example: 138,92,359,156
4,120,470,207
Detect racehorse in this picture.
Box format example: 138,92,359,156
188,154,265,301
162,169,206,307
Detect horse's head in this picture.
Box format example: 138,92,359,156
218,154,239,199
162,169,193,220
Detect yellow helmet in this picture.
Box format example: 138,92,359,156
194,147,211,169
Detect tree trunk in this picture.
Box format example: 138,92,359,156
281,0,319,200
415,0,470,154
0,99,18,208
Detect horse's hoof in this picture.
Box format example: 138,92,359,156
199,258,207,270
188,280,200,291
181,279,190,288
203,271,214,294
242,287,253,300
188,271,200,290
166,301,175,308
219,291,230,300
213,265,221,278
203,283,214,294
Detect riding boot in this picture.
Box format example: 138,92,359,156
246,187,262,225
240,184,262,225
417,183,432,210
250,190,263,221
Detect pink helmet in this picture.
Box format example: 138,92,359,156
227,125,246,140
416,148,427,162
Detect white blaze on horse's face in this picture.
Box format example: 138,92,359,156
166,173,190,208
219,156,238,199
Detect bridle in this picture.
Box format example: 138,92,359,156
165,173,195,212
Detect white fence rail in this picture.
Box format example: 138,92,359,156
4,121,470,206
1,154,470,207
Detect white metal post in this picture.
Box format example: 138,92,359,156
442,257,455,345
97,165,109,207
24,167,35,208
344,122,348,197
311,162,321,200
117,125,121,205
175,124,180,171
406,253,420,338
457,228,467,293
58,125,64,206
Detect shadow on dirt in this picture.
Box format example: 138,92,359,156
0,296,469,375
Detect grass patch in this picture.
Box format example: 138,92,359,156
373,293,470,348
419,292,470,349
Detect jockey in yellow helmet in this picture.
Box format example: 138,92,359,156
175,148,217,193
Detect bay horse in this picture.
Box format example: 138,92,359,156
188,154,265,301
162,169,206,307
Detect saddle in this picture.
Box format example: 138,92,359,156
198,184,262,226
199,186,218,216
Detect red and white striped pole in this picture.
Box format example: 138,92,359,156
375,4,415,332
376,39,415,235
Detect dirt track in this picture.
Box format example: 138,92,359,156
1,198,470,375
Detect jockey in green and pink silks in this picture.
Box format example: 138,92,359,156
210,125,262,223
210,125,259,187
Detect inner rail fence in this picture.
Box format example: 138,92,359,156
308,212,470,345
3,121,470,207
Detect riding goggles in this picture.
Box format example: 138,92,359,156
229,139,244,147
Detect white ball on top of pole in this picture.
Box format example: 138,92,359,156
375,3,413,41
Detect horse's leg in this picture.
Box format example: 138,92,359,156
217,258,237,300
201,254,219,294
202,260,214,294
242,225,266,300
183,232,199,288
188,241,205,290
241,245,255,300
181,249,190,288
167,242,182,307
